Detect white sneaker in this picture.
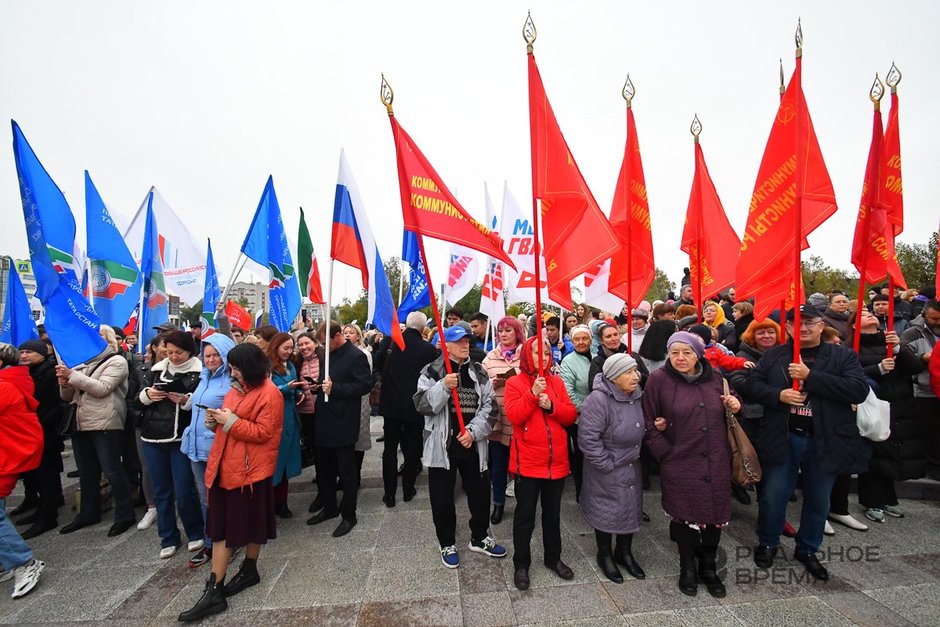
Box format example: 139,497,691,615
505,480,515,499
0,569,12,583
11,559,44,599
137,507,157,530
824,521,835,536
159,545,178,559
187,539,205,553
829,513,869,532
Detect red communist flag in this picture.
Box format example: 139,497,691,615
735,56,837,320
879,91,903,235
528,53,622,310
682,140,741,308
225,300,252,331
608,106,655,308
389,117,514,268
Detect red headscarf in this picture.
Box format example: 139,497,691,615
518,335,553,378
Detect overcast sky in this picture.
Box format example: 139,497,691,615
2,1,937,305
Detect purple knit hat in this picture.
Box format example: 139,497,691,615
666,331,705,358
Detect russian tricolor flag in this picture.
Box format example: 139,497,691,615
331,151,405,349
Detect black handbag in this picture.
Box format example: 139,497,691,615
56,357,108,437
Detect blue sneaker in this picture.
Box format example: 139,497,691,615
468,536,507,558
440,545,459,569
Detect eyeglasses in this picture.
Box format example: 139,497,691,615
787,319,823,328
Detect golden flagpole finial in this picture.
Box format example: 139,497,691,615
523,12,537,53
779,58,786,96
690,114,702,143
885,62,902,94
870,73,885,110
795,18,803,58
380,73,394,116
622,75,635,108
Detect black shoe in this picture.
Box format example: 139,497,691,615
678,556,698,596
597,550,623,584
9,499,39,517
332,518,357,537
403,487,417,502
223,559,260,597
382,494,396,508
308,496,324,513
275,504,293,519
754,544,778,568
178,573,227,622
794,551,829,581
731,483,752,505
21,519,57,540
67,470,80,479
376,435,385,443
697,548,726,598
546,560,574,580
108,519,135,537
306,509,339,526
641,511,650,523
513,568,530,590
614,543,646,580
490,505,504,525
60,518,98,534
16,512,39,526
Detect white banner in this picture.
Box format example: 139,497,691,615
584,259,627,315
500,183,561,307
479,182,505,322
446,243,479,305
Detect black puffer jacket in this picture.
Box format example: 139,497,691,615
856,333,924,481
139,357,202,443
27,357,64,451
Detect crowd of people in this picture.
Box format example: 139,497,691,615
1,277,939,620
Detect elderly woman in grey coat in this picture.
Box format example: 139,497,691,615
578,353,646,584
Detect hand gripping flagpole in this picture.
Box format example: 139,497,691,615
884,63,901,359
623,76,635,351
382,74,467,434
690,114,705,324
523,11,545,375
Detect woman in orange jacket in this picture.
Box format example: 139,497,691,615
178,343,283,622
504,336,577,590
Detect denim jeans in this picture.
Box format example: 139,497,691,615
140,442,204,549
757,432,837,554
71,430,136,525
0,498,33,571
489,441,510,506
190,460,211,549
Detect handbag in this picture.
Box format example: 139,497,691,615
856,387,891,442
56,357,108,437
723,379,762,486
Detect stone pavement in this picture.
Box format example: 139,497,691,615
1,418,939,626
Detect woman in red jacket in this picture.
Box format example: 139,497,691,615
178,343,283,622
504,336,577,590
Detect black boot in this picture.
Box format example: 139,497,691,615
670,521,698,597
490,504,504,525
9,498,39,518
178,573,227,622
697,546,726,598
614,534,645,580
594,531,623,583
222,558,260,597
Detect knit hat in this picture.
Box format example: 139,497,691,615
808,292,828,311
603,353,637,381
688,324,713,345
17,339,48,357
666,331,706,358
569,324,592,339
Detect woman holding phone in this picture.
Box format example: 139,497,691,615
265,333,304,519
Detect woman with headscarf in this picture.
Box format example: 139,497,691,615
702,300,737,351
482,315,526,525
181,332,235,568
643,331,740,598
504,336,578,590
578,353,646,583
343,323,374,475
265,333,303,519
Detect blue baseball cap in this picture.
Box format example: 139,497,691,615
443,325,470,343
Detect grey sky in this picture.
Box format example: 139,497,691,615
2,1,938,306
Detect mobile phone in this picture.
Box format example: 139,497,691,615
195,403,210,410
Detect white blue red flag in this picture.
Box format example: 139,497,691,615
139,192,169,352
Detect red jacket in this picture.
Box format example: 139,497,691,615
0,366,43,498
505,337,577,480
930,342,940,399
704,344,748,372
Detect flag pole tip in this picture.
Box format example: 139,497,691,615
690,114,702,141
886,62,902,93
523,12,537,52
795,18,803,57
870,73,885,107
622,75,635,106
380,74,394,116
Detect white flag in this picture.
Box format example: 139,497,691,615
500,183,561,307
446,243,479,305
480,182,506,322
583,259,626,314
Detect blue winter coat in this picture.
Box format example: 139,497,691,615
273,362,302,483
181,334,235,463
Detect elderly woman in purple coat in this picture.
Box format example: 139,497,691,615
578,353,646,584
642,332,740,599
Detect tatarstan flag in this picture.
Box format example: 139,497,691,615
298,207,325,303
735,55,836,320
682,140,741,308
388,117,514,268
528,52,622,311
608,104,655,308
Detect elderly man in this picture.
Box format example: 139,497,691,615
748,304,870,581
901,300,940,480
374,312,439,507
414,325,504,569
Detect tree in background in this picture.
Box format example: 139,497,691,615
896,231,938,292
645,268,676,303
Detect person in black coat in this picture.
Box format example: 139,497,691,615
748,304,870,582
307,321,373,537
373,312,439,507
16,340,64,539
588,323,649,387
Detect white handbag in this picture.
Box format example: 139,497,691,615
856,388,891,442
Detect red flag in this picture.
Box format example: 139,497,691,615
608,105,655,308
528,53,622,310
225,300,251,330
736,55,837,320
879,91,903,235
389,117,514,268
682,140,742,308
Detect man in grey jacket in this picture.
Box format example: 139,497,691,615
414,326,505,569
900,300,940,479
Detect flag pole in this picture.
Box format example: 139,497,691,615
779,58,788,343
791,20,804,389
524,12,545,374
623,77,635,354
885,64,903,359
323,257,333,402
691,114,704,324
219,253,247,306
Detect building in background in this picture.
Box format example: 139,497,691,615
0,257,43,323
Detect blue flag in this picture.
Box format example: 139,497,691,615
240,176,301,332
0,259,39,346
11,121,106,367
201,239,220,328
397,230,431,319
139,192,169,352
85,171,141,328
